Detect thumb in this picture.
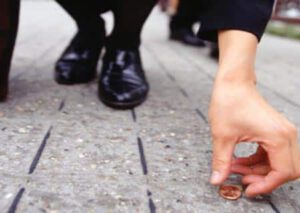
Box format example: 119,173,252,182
210,139,235,185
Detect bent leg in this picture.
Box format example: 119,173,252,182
0,0,20,101
169,0,205,46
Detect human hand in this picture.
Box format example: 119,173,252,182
209,79,300,197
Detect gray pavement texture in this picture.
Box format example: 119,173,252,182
1,1,300,213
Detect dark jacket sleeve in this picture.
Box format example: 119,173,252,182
197,0,275,42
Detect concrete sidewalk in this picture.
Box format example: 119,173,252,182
1,1,300,212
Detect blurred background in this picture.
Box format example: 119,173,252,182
160,0,300,39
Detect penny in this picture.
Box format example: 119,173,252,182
219,184,242,200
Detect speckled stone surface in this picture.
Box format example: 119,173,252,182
1,1,300,212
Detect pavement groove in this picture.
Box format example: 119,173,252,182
137,137,148,176
7,188,25,213
28,126,53,174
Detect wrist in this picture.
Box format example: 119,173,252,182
215,67,256,86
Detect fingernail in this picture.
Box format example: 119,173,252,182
210,171,221,185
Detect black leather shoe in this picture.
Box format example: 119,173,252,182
170,28,205,47
55,30,104,85
98,49,149,109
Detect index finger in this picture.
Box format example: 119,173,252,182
244,171,287,197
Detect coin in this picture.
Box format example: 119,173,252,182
219,184,242,200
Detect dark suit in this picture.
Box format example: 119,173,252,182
56,0,157,49
0,0,275,101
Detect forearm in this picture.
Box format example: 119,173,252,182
209,29,300,197
216,30,258,85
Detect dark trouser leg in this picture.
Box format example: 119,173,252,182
54,0,109,84
170,0,202,31
98,0,156,109
107,0,157,49
55,0,106,38
169,0,205,46
0,0,20,101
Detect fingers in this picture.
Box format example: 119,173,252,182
231,164,270,176
242,174,264,185
231,146,270,175
244,171,287,197
235,139,300,197
232,146,266,166
210,139,235,185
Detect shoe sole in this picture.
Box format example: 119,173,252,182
99,95,148,110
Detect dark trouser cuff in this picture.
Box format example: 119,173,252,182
105,35,141,50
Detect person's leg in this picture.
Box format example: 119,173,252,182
55,0,107,85
107,0,157,50
0,0,20,101
209,44,219,60
170,0,199,31
169,0,205,46
56,0,110,35
98,0,157,109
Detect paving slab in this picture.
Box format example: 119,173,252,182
133,47,275,212
1,1,300,212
